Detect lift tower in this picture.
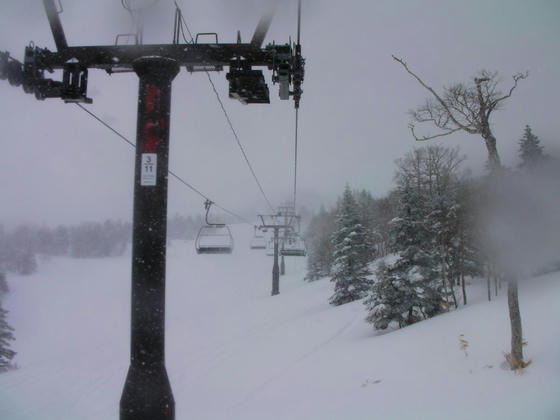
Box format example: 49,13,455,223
259,212,297,295
0,1,305,419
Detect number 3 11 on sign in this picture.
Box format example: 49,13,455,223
141,153,157,186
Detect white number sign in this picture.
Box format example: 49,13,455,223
141,153,157,186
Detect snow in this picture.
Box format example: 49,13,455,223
1,223,559,419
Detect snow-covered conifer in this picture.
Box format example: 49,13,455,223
365,178,443,328
0,301,16,372
329,186,373,306
364,262,424,329
305,248,324,281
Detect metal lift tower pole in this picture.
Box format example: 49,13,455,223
273,227,280,295
259,215,291,296
120,57,179,420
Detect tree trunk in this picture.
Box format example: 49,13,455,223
449,272,458,309
483,132,501,171
461,270,466,305
507,278,524,369
445,251,458,309
488,140,525,370
441,245,449,306
459,240,467,304
487,266,492,301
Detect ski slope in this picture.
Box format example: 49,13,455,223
1,224,559,419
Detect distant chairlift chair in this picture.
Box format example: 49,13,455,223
195,200,234,255
280,234,307,257
250,225,267,250
266,237,275,256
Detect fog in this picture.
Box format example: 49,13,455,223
0,0,559,227
477,161,560,279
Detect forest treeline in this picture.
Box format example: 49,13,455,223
0,214,205,276
0,213,205,372
304,131,558,330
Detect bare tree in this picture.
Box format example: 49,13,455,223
392,56,527,171
393,56,528,369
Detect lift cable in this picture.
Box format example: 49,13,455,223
293,107,299,210
74,103,252,225
297,0,302,45
174,1,276,213
204,72,276,213
173,0,194,41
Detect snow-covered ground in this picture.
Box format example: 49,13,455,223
1,224,559,419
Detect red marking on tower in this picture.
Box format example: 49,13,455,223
145,84,161,114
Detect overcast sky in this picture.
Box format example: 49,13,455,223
1,0,559,227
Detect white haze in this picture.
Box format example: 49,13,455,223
477,161,560,279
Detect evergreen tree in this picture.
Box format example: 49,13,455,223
304,248,324,282
354,189,378,258
364,262,425,329
449,180,483,305
0,225,6,272
0,230,6,294
518,125,544,168
329,186,373,306
365,179,443,328
393,179,442,309
424,146,464,308
427,190,459,307
0,301,16,372
371,191,399,257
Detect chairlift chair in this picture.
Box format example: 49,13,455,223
196,225,234,254
266,237,275,256
250,225,266,250
280,234,306,257
195,200,234,254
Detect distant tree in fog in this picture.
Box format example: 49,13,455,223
371,192,399,257
517,125,545,169
3,225,37,275
0,272,8,295
0,225,6,279
167,213,204,243
11,249,37,276
51,226,70,256
304,206,336,281
69,220,130,258
354,189,378,259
